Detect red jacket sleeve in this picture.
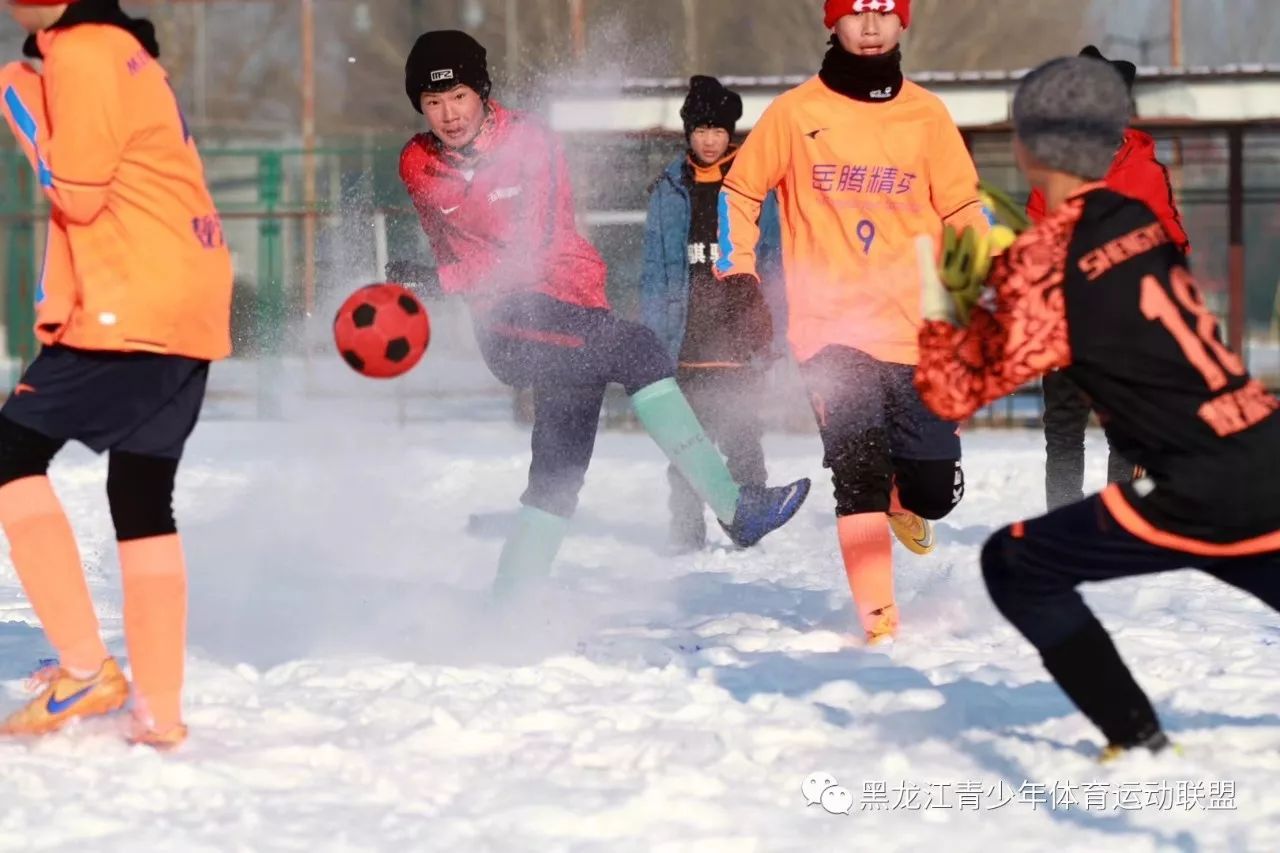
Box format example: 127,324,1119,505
1112,157,1191,255
1025,188,1047,225
915,202,1081,422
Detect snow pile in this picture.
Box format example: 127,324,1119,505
0,423,1275,852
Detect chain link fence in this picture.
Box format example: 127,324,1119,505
2,123,1277,427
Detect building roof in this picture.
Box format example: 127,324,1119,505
556,64,1280,92
548,66,1280,132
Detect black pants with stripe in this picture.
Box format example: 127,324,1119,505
476,294,675,518
981,492,1280,746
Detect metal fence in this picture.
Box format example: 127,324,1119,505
1,122,1277,427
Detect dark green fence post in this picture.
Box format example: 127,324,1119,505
3,153,37,384
256,151,285,418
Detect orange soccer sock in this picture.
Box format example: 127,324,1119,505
0,477,108,674
889,485,907,515
119,534,188,731
836,513,897,635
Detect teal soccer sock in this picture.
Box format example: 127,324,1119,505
492,506,569,598
630,378,741,524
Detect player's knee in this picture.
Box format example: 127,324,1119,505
980,528,1020,613
0,416,62,487
107,452,179,541
896,459,964,520
617,322,675,394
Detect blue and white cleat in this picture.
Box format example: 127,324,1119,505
721,478,811,548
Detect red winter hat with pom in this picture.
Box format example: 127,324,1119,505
824,0,911,30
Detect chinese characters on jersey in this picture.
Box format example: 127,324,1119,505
812,165,918,195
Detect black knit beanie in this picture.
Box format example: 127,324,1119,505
680,76,743,138
405,30,491,113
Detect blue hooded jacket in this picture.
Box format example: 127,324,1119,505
639,152,784,361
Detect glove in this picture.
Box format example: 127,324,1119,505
385,259,441,298
937,224,996,327
917,235,955,325
916,226,994,328
722,273,774,357
978,181,1030,255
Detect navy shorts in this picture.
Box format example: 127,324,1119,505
2,346,210,459
473,294,676,517
800,345,963,517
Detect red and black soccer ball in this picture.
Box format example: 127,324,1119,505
333,284,431,378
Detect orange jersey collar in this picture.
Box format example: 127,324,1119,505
687,146,738,184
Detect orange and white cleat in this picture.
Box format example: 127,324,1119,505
888,511,936,556
1,658,129,736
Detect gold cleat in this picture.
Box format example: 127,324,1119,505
889,512,936,555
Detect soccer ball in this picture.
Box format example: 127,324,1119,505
333,283,430,378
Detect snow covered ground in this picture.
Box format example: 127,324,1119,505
0,416,1276,852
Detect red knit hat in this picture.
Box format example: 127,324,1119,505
824,0,911,30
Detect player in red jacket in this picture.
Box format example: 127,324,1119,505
1028,45,1191,512
390,31,809,594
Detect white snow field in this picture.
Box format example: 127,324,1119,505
0,413,1276,852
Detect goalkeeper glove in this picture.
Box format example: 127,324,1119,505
917,225,997,327
978,181,1030,255
721,273,774,356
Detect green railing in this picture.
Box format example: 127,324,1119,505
1,128,1277,415
0,143,407,372
1,151,36,381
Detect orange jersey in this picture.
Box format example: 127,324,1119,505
0,25,231,360
718,77,988,365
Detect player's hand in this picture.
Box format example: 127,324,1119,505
978,181,1030,233
917,227,992,328
978,181,1030,254
722,273,774,355
938,225,995,326
385,259,441,298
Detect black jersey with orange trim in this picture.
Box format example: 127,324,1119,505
915,184,1280,547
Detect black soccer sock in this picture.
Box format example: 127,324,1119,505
1040,617,1163,747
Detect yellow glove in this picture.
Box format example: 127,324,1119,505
978,181,1031,234
937,224,996,326
988,223,1018,254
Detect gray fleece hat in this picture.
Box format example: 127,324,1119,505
1013,56,1131,180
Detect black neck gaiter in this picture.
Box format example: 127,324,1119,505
818,39,904,103
24,0,160,60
